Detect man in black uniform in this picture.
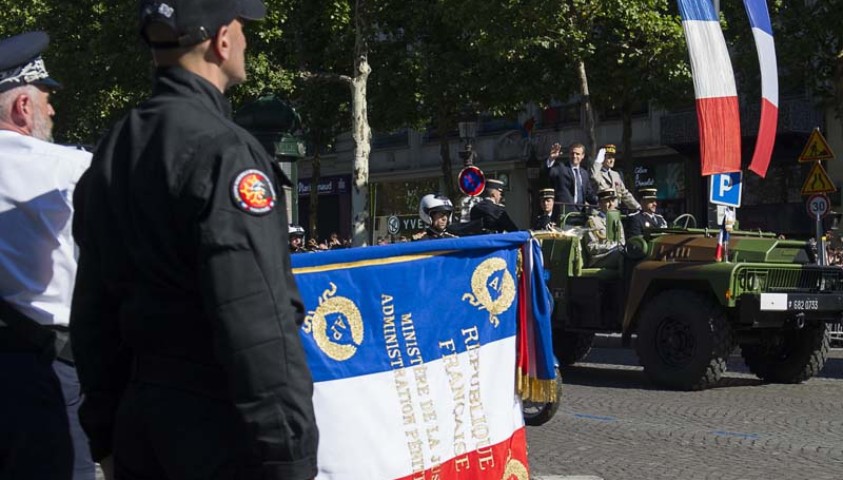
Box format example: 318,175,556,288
69,1,319,479
627,187,668,237
531,188,557,230
470,178,520,233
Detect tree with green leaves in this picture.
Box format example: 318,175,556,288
281,0,372,246
585,0,691,165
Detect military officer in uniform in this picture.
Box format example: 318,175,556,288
585,187,626,268
413,194,458,240
469,178,520,233
531,188,557,230
627,187,668,237
590,143,640,211
70,1,319,479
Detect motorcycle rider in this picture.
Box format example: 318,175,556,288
413,194,458,240
289,224,310,253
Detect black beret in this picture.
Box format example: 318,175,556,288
0,32,61,93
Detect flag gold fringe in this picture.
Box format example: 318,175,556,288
516,369,560,404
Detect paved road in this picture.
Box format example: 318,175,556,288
527,341,843,480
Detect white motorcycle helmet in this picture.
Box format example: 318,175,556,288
419,194,454,226
289,224,306,240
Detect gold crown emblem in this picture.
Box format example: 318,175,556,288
462,257,516,327
303,282,364,361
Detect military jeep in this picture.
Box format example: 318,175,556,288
539,215,842,390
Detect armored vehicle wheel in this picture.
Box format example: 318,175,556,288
635,290,733,390
522,367,563,426
553,330,595,366
740,323,829,383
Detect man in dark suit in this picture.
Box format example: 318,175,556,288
545,142,596,217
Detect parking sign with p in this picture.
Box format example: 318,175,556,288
709,172,743,208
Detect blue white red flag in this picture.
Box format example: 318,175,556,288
292,232,553,479
714,207,735,262
743,0,779,178
677,0,742,175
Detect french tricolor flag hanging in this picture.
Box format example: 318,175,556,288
744,0,779,178
677,0,742,175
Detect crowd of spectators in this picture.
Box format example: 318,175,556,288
304,232,352,251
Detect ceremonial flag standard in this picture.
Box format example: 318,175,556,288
743,0,779,178
292,232,553,479
677,0,742,175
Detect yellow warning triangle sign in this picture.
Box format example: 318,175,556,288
798,128,835,163
801,161,837,195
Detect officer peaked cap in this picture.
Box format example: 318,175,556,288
484,178,505,192
638,187,658,200
0,32,62,93
539,188,555,199
597,187,617,201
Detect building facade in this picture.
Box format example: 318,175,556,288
297,95,830,243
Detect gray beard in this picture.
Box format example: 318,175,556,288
31,112,53,142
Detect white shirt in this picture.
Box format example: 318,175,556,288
0,130,91,326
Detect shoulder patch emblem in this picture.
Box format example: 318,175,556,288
232,169,276,214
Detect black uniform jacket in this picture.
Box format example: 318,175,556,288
70,67,318,477
531,213,556,230
470,198,520,233
626,211,668,237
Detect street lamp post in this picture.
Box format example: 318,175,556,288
234,94,306,223
458,121,478,166
525,142,541,222
456,121,480,222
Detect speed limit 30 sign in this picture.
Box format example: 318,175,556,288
806,193,830,218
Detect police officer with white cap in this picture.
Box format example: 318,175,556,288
70,1,318,478
469,178,520,233
0,32,95,480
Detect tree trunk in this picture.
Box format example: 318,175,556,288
350,0,372,247
577,59,597,163
308,149,321,242
437,112,455,199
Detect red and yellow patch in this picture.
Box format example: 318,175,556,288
231,169,276,214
